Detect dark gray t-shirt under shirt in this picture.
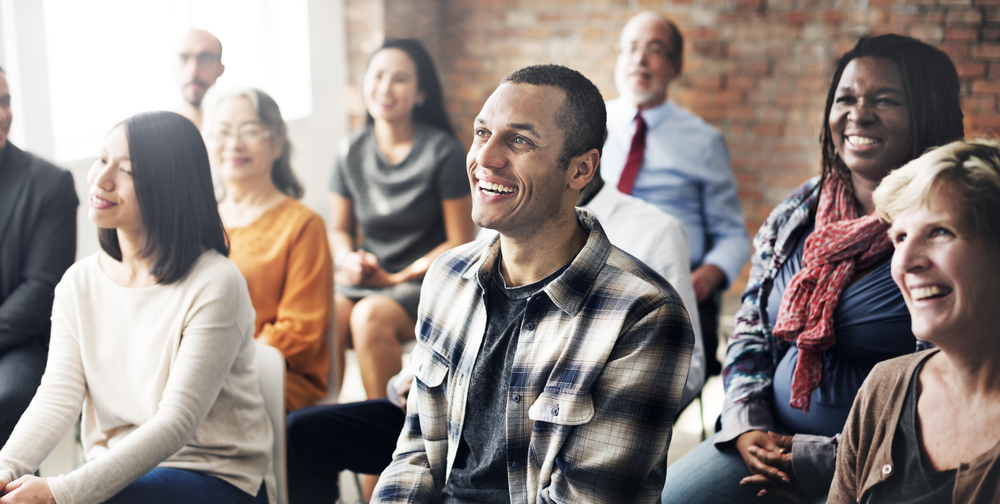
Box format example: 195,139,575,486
442,259,570,504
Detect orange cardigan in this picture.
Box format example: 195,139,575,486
227,198,333,411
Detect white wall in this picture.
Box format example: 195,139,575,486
0,0,348,260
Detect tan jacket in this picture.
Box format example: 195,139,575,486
830,349,1000,504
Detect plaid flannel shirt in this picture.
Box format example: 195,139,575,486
373,209,694,504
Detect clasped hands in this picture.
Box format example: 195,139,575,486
336,250,399,288
0,475,56,504
736,430,804,503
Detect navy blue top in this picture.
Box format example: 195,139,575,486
766,222,913,437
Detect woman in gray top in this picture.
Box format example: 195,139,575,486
329,39,475,402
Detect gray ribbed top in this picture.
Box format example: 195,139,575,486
330,124,469,273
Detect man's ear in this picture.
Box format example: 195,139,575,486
567,148,600,190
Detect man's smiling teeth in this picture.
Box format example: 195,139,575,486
911,285,952,301
846,135,882,147
478,180,516,194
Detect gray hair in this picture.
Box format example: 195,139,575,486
212,87,302,198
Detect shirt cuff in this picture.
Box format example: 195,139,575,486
701,249,746,290
386,367,415,409
791,433,839,498
715,399,775,447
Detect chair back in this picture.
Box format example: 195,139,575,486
255,343,288,504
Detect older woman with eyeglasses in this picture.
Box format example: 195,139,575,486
208,88,334,412
830,139,1000,503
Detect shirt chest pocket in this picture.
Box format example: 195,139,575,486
528,389,595,426
413,343,450,389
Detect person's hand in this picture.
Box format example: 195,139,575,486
353,252,402,288
0,475,56,504
0,477,8,497
736,430,791,482
395,374,414,412
692,264,726,303
738,432,803,503
336,250,378,285
751,432,793,475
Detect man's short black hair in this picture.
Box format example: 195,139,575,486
500,64,606,171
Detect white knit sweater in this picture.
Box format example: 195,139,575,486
0,251,275,504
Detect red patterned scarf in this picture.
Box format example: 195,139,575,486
772,175,893,412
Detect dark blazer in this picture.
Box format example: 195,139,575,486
0,142,77,354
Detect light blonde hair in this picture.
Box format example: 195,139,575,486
874,138,1000,249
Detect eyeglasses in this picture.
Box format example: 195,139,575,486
178,51,222,67
208,127,271,144
615,42,677,61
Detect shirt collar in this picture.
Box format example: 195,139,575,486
462,208,612,316
615,98,673,131
582,183,620,222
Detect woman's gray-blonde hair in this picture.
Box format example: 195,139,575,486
874,138,1000,249
212,87,303,199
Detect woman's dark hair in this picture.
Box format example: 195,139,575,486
98,111,229,284
365,38,454,136
817,34,964,203
215,87,303,198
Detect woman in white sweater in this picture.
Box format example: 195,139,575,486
0,111,275,504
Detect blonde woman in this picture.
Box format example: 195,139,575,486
831,139,1000,503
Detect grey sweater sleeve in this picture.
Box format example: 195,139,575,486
791,433,839,497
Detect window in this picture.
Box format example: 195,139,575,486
42,0,312,161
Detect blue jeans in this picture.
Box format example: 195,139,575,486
662,432,827,504
104,467,267,504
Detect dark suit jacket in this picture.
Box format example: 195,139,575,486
0,142,77,354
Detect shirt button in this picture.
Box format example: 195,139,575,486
511,394,520,403
881,464,892,475
525,322,535,331
552,406,559,416
512,461,520,469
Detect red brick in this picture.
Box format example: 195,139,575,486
970,114,1000,127
963,96,999,111
753,123,783,136
957,62,987,77
945,27,978,41
938,42,971,58
973,44,1000,58
947,8,984,22
821,10,849,22
889,11,922,23
910,25,945,42
925,11,945,22
973,80,1000,93
735,0,764,11
786,11,812,23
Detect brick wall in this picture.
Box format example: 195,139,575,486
345,0,1000,291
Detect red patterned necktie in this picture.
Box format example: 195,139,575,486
616,114,647,195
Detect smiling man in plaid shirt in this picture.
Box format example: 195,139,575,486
373,64,694,504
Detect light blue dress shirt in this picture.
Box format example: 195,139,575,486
603,97,750,286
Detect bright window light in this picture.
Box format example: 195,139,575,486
42,0,311,161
